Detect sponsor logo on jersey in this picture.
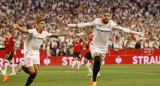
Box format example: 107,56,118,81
34,36,38,39
34,36,44,40
96,29,110,32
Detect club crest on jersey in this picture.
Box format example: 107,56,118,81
108,25,112,29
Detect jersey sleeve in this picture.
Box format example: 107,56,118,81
45,31,52,37
28,29,35,34
113,25,132,33
68,18,98,28
112,20,144,36
110,20,118,27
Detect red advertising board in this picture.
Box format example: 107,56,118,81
0,49,160,66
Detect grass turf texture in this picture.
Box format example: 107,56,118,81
0,64,160,86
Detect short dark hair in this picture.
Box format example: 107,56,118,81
88,26,94,28
6,30,11,33
103,10,110,13
37,20,45,24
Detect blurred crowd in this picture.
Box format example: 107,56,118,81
0,0,159,56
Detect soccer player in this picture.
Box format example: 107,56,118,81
60,10,145,86
71,36,82,69
3,30,16,75
12,20,74,86
84,27,101,77
0,66,9,82
84,27,93,75
84,27,100,77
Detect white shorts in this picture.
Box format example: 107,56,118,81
89,43,107,61
24,53,40,67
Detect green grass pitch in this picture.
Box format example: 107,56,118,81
1,64,160,86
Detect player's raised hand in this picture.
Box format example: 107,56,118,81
59,20,68,27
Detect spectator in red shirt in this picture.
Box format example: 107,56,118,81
3,30,16,75
71,36,82,69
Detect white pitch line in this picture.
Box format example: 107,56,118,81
39,71,160,74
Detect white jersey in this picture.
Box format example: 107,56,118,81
24,29,52,55
68,18,142,60
91,18,117,51
68,18,142,51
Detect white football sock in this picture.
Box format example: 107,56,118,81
4,63,8,75
97,72,101,76
11,63,16,74
0,66,5,76
72,61,75,68
86,63,92,73
77,61,81,69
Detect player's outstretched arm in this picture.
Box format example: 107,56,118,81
68,22,94,28
59,21,95,28
50,31,75,37
113,25,144,36
12,23,29,33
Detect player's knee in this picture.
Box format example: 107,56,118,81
4,59,8,62
84,59,88,64
30,71,36,74
84,61,87,64
35,71,38,74
9,60,12,64
10,62,13,64
35,70,38,74
91,59,94,65
34,67,39,74
29,70,36,74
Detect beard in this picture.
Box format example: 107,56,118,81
102,18,109,24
